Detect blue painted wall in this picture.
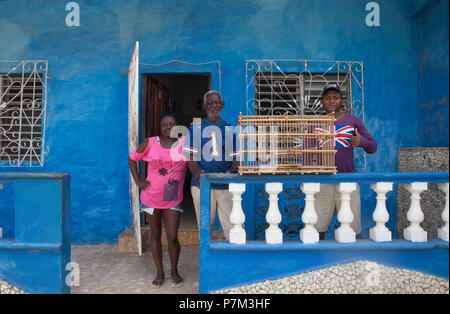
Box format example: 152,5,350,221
0,183,14,239
0,0,447,243
415,0,449,147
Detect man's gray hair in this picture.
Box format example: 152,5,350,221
203,90,223,104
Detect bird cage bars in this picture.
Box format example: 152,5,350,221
238,113,337,175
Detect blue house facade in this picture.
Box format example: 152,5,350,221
0,0,448,293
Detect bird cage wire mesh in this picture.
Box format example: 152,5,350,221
0,60,48,167
238,114,337,174
241,59,366,174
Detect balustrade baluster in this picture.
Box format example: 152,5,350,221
300,183,320,244
403,182,428,242
438,183,449,242
335,183,357,243
265,183,283,244
370,182,393,242
228,183,246,244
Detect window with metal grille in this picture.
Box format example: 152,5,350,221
0,61,47,167
255,73,351,116
246,60,367,239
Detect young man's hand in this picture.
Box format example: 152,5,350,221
351,128,361,147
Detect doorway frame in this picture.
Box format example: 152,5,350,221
138,60,221,145
140,72,212,141
136,60,221,236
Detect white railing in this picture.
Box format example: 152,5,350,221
227,181,449,245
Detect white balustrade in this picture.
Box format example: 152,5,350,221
370,182,394,242
300,183,320,244
438,183,449,242
265,182,283,244
228,183,247,244
403,182,428,242
335,182,357,243
222,179,447,246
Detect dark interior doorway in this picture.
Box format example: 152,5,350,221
141,73,211,229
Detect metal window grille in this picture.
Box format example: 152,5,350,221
255,72,352,115
0,61,48,167
246,59,365,171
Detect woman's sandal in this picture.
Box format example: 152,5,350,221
171,277,183,288
151,277,165,288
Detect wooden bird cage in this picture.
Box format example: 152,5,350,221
238,114,337,175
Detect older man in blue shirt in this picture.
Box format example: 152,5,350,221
183,90,238,240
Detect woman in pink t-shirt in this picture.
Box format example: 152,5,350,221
128,112,187,288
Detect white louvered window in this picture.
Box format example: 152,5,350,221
255,73,351,116
0,61,47,167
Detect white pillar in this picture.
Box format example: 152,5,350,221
403,182,428,242
370,182,393,242
265,182,283,244
438,183,449,242
300,183,320,244
228,183,247,244
335,182,357,243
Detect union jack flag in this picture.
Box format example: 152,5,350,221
314,125,355,148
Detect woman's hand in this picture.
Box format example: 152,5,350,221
137,180,150,190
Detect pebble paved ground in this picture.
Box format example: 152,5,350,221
0,280,24,294
70,244,199,294
213,260,449,294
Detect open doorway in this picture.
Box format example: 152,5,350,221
140,73,210,234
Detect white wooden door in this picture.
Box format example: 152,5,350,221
128,41,142,256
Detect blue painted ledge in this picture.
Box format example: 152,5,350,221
203,171,449,184
0,240,61,252
0,172,68,181
209,239,449,251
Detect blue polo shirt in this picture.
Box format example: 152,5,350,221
183,118,238,189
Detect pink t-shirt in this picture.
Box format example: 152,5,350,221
129,136,188,209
